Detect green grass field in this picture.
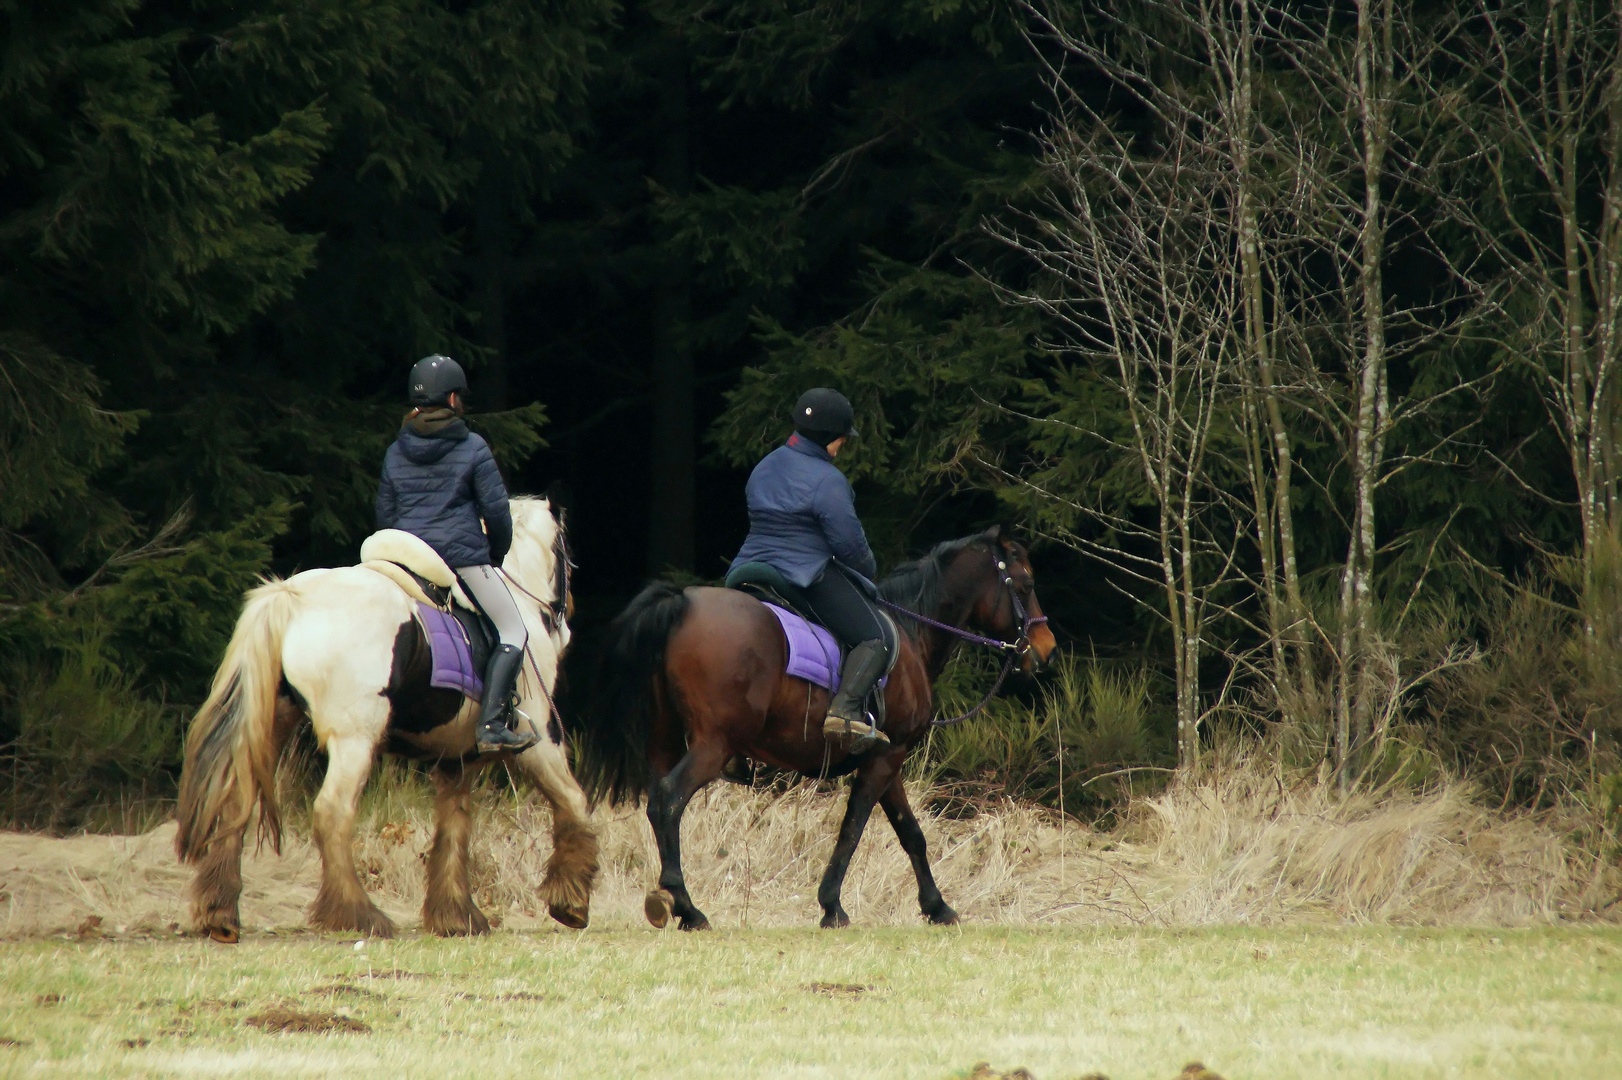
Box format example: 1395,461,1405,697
1,926,1618,1079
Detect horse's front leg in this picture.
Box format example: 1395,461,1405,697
309,734,395,937
645,743,725,931
512,732,600,930
422,760,489,936
816,755,897,928
879,771,958,925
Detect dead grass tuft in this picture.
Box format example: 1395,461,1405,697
1,756,1613,935
245,1007,370,1035
1129,755,1609,923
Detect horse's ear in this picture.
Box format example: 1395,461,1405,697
543,479,572,517
982,524,1003,543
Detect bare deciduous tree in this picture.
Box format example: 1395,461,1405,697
1443,0,1622,622
990,8,1248,770
991,0,1487,778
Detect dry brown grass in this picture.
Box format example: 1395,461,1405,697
3,753,1614,938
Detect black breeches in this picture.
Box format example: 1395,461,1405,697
801,563,886,651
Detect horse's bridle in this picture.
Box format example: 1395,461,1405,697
876,545,1050,727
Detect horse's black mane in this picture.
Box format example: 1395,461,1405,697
877,534,992,617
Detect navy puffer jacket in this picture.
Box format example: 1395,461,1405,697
728,433,878,588
376,418,513,569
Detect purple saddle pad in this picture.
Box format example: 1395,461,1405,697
417,603,483,699
762,602,846,691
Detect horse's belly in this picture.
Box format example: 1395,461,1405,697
386,704,478,759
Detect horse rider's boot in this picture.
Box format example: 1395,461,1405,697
720,754,754,785
823,640,890,752
475,645,539,755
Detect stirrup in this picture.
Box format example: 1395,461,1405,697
476,711,539,755
823,711,890,752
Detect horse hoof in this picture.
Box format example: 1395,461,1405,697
927,904,960,926
426,908,489,937
644,889,674,929
678,915,711,932
820,910,850,929
548,903,589,930
207,926,239,944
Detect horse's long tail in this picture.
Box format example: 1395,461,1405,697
175,578,300,862
576,581,691,807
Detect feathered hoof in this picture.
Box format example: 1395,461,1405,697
311,893,397,939
424,905,490,937
820,907,851,929
644,889,674,929
548,902,589,930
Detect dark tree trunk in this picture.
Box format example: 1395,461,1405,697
647,35,695,574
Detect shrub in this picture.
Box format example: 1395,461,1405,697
921,651,1166,815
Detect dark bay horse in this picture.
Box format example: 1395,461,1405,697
576,527,1058,929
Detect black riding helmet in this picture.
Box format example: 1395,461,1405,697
409,354,468,407
793,387,857,446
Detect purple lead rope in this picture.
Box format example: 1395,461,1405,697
874,594,1049,728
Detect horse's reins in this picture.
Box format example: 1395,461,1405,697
496,528,572,742
875,550,1049,728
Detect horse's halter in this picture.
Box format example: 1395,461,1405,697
876,543,1051,727
993,548,1050,658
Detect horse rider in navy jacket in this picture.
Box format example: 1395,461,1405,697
730,387,892,750
376,354,537,755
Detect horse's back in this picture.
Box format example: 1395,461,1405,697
280,566,417,743
668,586,788,717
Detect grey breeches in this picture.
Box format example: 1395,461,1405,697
455,565,529,650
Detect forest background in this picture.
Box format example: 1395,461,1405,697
3,0,1621,850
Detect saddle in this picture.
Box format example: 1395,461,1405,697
359,530,495,684
725,560,815,621
724,560,898,702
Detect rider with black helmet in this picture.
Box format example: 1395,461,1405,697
376,355,537,754
729,388,892,749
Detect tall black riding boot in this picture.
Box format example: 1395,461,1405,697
823,640,891,752
476,645,538,754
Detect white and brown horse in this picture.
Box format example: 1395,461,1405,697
175,497,597,940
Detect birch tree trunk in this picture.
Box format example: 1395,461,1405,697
1199,0,1308,709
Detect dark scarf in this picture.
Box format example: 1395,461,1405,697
404,406,467,438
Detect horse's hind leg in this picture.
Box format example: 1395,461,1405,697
513,734,599,930
422,762,489,936
308,734,395,937
880,772,958,925
190,828,246,943
816,758,896,928
191,692,304,943
646,743,725,931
